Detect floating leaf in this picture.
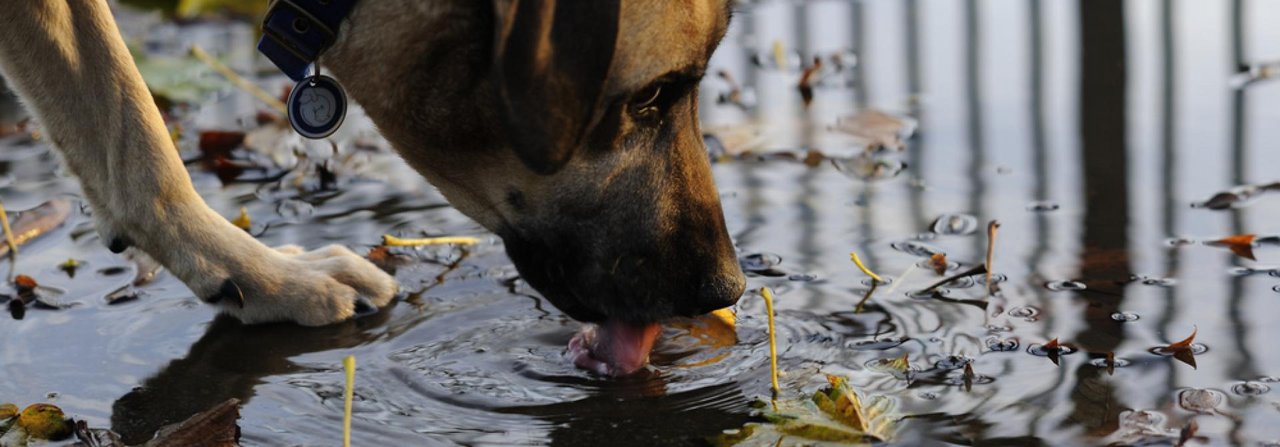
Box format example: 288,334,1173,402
1206,234,1257,260
58,259,80,278
714,374,896,446
17,403,72,440
1105,352,1116,376
928,253,947,276
1163,326,1197,352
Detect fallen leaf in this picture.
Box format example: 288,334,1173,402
17,403,72,440
1043,338,1061,351
962,363,975,392
1163,326,1198,352
1105,352,1116,376
1207,234,1257,260
928,253,947,276
13,275,37,295
59,259,80,278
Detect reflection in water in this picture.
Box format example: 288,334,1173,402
2,0,1280,445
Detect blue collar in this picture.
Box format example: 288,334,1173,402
257,0,359,81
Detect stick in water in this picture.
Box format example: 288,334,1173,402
985,220,1000,295
0,200,15,280
850,252,884,284
760,287,780,397
382,235,481,247
343,355,356,447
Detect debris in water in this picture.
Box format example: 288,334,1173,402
760,287,780,397
712,374,897,445
1191,181,1280,210
382,235,481,247
834,110,917,151
928,253,947,276
849,252,884,284
343,355,356,447
798,57,822,106
985,220,1000,295
1205,234,1257,261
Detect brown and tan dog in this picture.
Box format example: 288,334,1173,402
0,0,744,375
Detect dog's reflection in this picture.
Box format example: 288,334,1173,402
110,307,397,444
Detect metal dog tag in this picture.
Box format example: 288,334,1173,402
287,74,347,139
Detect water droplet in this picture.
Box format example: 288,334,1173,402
1111,312,1140,322
1008,306,1040,320
1232,381,1271,396
861,277,892,287
976,273,1008,285
739,253,785,276
787,273,817,282
1028,343,1078,357
1089,357,1131,369
986,337,1019,352
1045,280,1086,291
930,214,979,236
890,240,945,257
935,355,972,370
1027,201,1060,212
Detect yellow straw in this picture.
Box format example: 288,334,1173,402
190,44,287,114
381,235,481,245
381,235,481,247
343,355,356,447
761,287,780,396
850,252,884,283
0,200,15,280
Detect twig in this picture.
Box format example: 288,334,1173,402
985,220,1000,295
343,355,356,447
382,235,481,247
850,252,884,284
190,44,287,114
0,200,15,281
761,287,780,398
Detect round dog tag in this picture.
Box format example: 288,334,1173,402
287,75,347,139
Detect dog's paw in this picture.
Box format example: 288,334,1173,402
210,244,398,326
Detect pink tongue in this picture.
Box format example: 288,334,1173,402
567,320,662,376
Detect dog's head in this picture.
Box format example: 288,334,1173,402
328,0,744,326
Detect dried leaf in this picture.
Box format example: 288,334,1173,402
928,253,947,276
1164,326,1198,352
14,274,37,294
1207,234,1257,260
1105,352,1116,376
1043,338,1061,351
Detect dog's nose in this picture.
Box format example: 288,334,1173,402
690,268,747,315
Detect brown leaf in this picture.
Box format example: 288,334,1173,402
928,253,947,276
803,150,824,167
1164,326,1198,352
798,57,822,107
1104,352,1116,376
962,363,975,392
14,274,37,294
1207,234,1257,261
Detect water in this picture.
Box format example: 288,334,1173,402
3,0,1280,445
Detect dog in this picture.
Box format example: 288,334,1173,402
0,0,744,376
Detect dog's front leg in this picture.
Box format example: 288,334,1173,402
0,1,397,325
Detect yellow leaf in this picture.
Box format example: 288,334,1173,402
231,206,251,231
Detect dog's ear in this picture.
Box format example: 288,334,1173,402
492,0,620,175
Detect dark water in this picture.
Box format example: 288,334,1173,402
4,1,1280,445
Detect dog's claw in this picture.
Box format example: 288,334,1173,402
204,279,245,308
353,297,375,316
108,237,130,254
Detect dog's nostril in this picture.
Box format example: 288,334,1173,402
693,271,746,314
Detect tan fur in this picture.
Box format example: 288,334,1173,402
0,0,740,327
0,1,396,326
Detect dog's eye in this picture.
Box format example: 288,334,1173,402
631,83,665,116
